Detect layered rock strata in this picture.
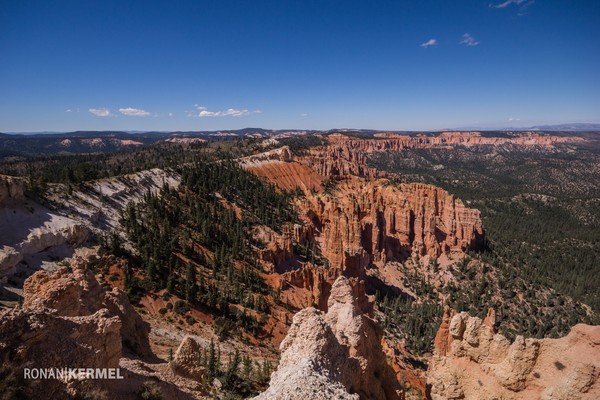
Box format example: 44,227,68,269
299,132,581,179
299,178,483,273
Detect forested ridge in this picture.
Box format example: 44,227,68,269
112,159,297,333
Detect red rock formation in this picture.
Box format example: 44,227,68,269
244,147,484,290
299,144,381,179
429,311,600,399
240,146,325,191
483,307,497,333
326,131,579,151
433,306,457,357
0,258,155,397
0,307,122,398
298,131,582,179
23,259,151,357
248,159,325,191
381,338,427,398
297,178,483,273
253,223,297,273
280,263,338,311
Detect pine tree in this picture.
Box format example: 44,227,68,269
242,355,252,379
207,339,217,381
224,349,240,389
185,263,198,304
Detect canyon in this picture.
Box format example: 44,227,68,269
0,131,597,399
298,131,580,179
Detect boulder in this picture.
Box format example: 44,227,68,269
170,336,206,383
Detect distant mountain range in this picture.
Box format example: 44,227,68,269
526,123,600,131
2,123,600,138
451,123,600,132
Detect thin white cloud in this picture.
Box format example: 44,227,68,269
199,109,250,117
168,112,173,117
66,109,72,113
508,117,521,121
460,33,480,46
88,108,112,117
300,113,308,117
490,0,534,16
192,105,261,118
421,39,437,48
491,0,526,8
119,107,151,117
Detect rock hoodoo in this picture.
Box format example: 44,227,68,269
253,276,402,399
170,335,206,383
428,309,600,399
299,178,483,273
22,259,151,356
0,259,152,397
0,174,25,206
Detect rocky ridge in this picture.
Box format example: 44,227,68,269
428,308,600,399
253,276,402,400
0,169,180,278
0,259,150,398
0,203,89,276
45,167,181,231
22,259,151,356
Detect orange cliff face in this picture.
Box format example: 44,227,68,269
239,146,484,299
237,138,484,314
298,131,582,179
240,146,325,191
297,178,483,275
327,131,580,150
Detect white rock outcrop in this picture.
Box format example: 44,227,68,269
253,276,402,400
0,205,89,275
0,174,25,205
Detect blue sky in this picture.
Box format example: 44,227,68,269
1,0,599,132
